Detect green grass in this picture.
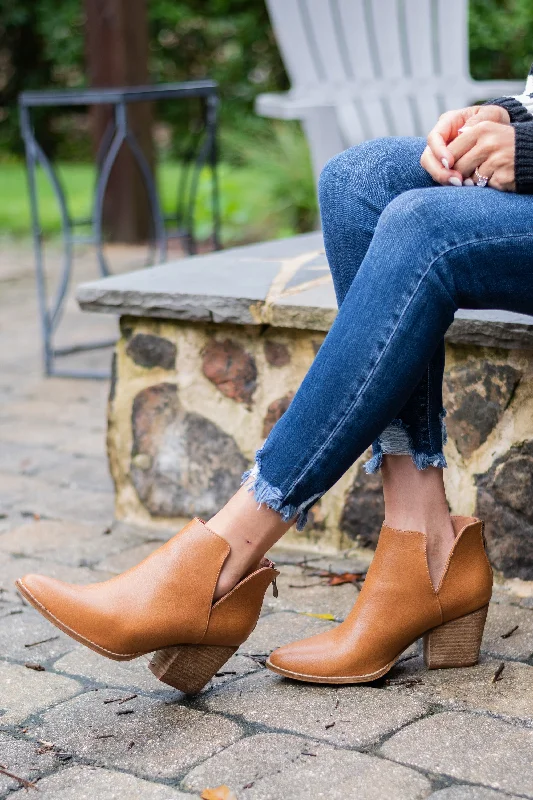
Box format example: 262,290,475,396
0,159,312,246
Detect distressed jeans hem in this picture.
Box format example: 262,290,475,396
241,454,323,531
364,413,448,474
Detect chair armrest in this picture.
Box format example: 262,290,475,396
466,78,526,101
255,91,331,120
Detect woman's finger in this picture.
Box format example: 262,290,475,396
421,145,464,185
453,144,488,178
447,126,482,165
427,112,459,167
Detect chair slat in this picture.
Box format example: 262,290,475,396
357,96,394,139
369,0,405,79
436,0,469,78
265,0,322,86
386,95,418,137
413,93,446,135
336,102,368,146
404,0,437,78
336,0,377,79
260,0,517,185
306,0,350,82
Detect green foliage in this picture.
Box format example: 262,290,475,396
0,0,287,158
0,158,311,245
470,0,533,80
223,122,317,236
2,0,533,157
1,1,533,241
147,0,287,133
0,1,85,155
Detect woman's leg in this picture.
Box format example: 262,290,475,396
213,137,451,594
318,138,454,586
211,169,533,595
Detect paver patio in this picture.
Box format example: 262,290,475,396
1,243,533,799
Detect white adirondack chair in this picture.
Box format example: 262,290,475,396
257,0,524,183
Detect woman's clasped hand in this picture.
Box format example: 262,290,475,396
420,104,516,191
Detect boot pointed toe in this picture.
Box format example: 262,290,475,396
17,573,70,616
270,517,492,686
267,631,339,682
15,518,279,691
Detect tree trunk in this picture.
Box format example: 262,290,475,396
85,0,154,243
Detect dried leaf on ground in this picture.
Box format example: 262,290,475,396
327,572,365,586
299,564,366,586
201,786,237,800
301,612,336,621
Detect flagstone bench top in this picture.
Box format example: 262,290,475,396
76,232,533,350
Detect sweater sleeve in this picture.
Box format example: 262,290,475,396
512,121,533,194
483,63,533,122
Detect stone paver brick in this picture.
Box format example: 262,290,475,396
246,747,431,800
380,711,533,797
0,661,81,725
182,732,315,793
0,556,112,594
12,765,194,799
0,732,56,796
430,787,522,799
262,565,358,619
481,602,533,660
53,646,172,693
0,519,143,567
53,644,258,696
199,670,429,747
0,441,67,479
0,472,113,524
207,653,261,688
395,658,533,722
184,733,433,798
0,441,112,494
34,692,243,780
268,547,373,574
239,611,336,655
0,608,74,663
41,457,113,494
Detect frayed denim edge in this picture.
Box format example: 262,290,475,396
364,412,448,474
241,455,323,531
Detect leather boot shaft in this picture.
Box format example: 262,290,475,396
16,518,278,659
267,516,492,683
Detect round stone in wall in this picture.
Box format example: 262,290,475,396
130,382,247,519
202,338,257,406
126,333,177,370
262,392,295,438
443,362,521,459
340,461,384,549
264,340,290,368
476,440,533,579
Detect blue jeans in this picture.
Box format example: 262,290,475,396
243,137,533,529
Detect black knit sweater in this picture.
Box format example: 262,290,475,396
487,63,533,193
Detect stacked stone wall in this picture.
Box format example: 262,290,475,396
108,316,533,576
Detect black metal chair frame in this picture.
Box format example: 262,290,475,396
19,81,221,379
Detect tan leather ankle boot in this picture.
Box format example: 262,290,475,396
15,518,278,694
267,515,492,684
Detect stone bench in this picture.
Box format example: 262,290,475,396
77,232,533,579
